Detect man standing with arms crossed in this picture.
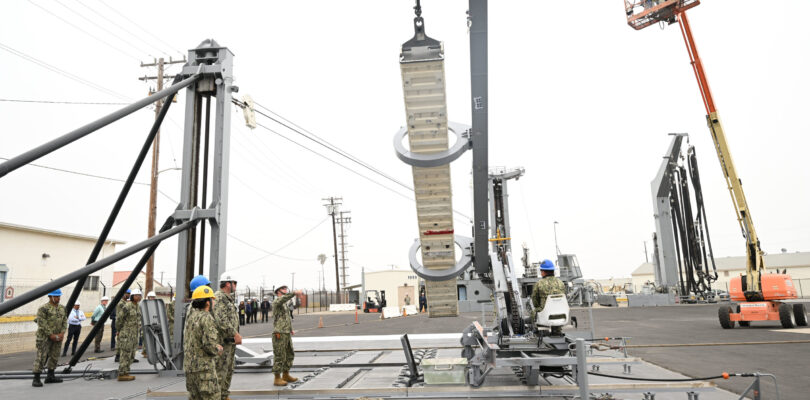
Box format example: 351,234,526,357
272,285,297,386
32,289,67,387
213,273,241,400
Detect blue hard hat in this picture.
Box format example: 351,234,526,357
539,259,555,271
48,289,62,297
126,289,131,294
189,275,211,292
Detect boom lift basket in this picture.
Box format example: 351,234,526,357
625,0,700,30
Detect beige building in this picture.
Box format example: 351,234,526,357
0,222,124,353
363,268,422,309
631,251,810,295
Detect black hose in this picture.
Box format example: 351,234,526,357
588,371,725,382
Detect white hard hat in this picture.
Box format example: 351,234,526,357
101,296,109,301
220,272,237,283
147,291,156,298
130,289,143,296
74,300,80,305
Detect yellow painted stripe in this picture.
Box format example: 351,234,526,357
0,312,93,324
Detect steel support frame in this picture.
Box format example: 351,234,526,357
651,133,686,289
172,39,234,365
469,0,490,276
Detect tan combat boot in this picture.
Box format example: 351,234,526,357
282,371,298,383
117,374,135,381
273,373,287,386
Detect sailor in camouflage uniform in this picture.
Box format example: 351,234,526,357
32,289,68,387
184,286,223,400
272,285,297,386
116,288,142,381
213,273,241,400
531,259,567,334
114,289,131,362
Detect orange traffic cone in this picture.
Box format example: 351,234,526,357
318,316,324,328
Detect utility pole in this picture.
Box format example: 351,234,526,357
139,56,185,294
643,241,649,263
323,197,342,300
337,210,351,299
553,221,561,256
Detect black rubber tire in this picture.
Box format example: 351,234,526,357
738,321,751,327
718,305,735,329
794,304,808,326
779,303,796,328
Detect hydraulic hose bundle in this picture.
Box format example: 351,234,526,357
669,145,718,296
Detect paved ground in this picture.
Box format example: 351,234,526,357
1,304,808,399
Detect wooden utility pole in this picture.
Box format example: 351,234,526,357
323,197,342,299
139,56,185,294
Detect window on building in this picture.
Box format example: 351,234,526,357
83,275,100,291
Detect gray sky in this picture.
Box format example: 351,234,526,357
1,1,808,290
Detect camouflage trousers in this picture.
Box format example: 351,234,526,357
216,343,235,400
33,338,60,373
117,331,137,375
272,332,294,374
186,370,220,400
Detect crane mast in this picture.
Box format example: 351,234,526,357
676,11,764,299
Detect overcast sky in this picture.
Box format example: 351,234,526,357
1,1,808,290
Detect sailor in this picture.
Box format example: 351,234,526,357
272,285,298,386
184,286,223,400
116,288,142,381
213,273,241,400
32,289,67,387
114,289,131,362
62,300,85,356
91,296,109,353
531,259,566,334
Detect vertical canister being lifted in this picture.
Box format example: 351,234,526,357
400,4,458,317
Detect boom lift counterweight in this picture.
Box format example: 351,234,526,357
626,1,805,328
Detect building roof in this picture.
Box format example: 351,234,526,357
632,251,810,276
112,270,166,288
0,221,126,244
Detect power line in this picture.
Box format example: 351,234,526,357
27,0,141,62
52,0,154,57
0,41,131,101
95,0,185,58
74,0,172,57
253,102,415,193
0,157,177,203
244,103,472,222
228,217,331,271
0,98,128,105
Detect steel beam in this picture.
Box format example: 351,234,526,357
0,73,200,178
469,0,490,275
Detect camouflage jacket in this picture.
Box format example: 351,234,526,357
272,292,295,334
213,290,239,343
183,309,220,373
35,303,67,340
165,300,174,324
531,276,566,311
116,301,141,336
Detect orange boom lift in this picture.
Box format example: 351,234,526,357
624,0,807,328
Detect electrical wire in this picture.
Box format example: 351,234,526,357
0,98,128,105
74,0,171,57
95,0,185,58
0,41,131,101
588,371,725,381
0,157,176,203
27,0,141,62
237,100,473,223
52,0,155,57
228,217,331,271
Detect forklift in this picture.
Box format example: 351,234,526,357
363,290,386,313
625,0,808,328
